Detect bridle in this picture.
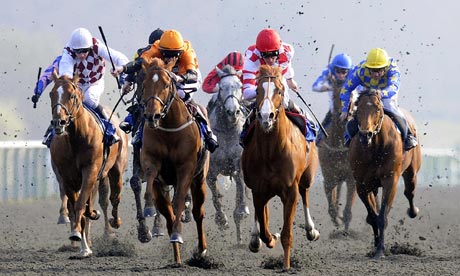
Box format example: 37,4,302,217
256,75,283,121
142,66,194,132
356,92,385,143
51,80,82,129
216,74,245,113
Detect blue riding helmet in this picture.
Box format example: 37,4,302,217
331,53,352,69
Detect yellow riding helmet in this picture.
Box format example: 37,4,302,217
158,30,185,50
365,48,390,68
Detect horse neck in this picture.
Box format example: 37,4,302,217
331,85,342,115
254,108,291,151
162,98,191,126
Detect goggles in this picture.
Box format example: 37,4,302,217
160,49,184,59
368,67,385,74
74,48,91,54
334,68,349,75
260,50,279,59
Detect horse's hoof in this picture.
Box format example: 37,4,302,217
306,229,320,241
88,210,101,220
69,231,82,241
181,210,192,223
57,215,70,224
143,207,156,217
407,206,419,218
137,223,152,243
373,250,385,259
235,204,250,216
214,211,229,230
248,236,261,253
152,227,165,237
109,217,122,229
192,247,207,258
80,249,93,258
170,232,184,244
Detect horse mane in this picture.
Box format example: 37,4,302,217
51,69,80,86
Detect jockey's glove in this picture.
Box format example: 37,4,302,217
31,94,39,104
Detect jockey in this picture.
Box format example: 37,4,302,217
55,27,129,146
241,28,316,141
114,29,219,153
312,53,353,143
202,51,244,110
339,47,418,151
118,28,164,146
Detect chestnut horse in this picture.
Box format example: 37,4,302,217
348,89,421,259
317,83,356,232
49,72,128,257
241,65,320,270
135,58,209,265
206,64,249,244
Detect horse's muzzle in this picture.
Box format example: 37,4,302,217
51,119,67,135
144,113,160,128
358,131,373,147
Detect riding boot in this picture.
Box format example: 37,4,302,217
42,124,54,148
95,104,120,146
119,113,134,134
344,118,358,147
193,102,219,153
385,111,418,151
131,121,143,148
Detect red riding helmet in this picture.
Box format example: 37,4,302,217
256,29,281,53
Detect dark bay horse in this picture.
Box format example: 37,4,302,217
136,57,209,265
241,65,320,270
317,83,356,232
206,64,249,244
49,72,128,257
348,89,421,259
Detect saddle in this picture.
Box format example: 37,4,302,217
240,110,318,148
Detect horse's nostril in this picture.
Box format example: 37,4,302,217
269,113,274,120
59,119,66,126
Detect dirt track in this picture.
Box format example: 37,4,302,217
0,179,459,275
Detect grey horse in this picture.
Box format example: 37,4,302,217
206,64,250,245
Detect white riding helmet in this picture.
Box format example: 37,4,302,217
68,28,92,49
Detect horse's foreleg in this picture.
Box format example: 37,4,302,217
324,180,340,227
98,177,113,237
299,183,320,241
58,189,70,224
108,171,123,229
280,188,298,270
207,171,228,229
357,185,380,254
343,179,357,232
190,178,208,257
402,168,419,218
79,216,92,257
253,195,277,248
248,216,261,252
233,174,249,245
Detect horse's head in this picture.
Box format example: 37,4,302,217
215,64,244,124
49,71,83,135
255,65,284,132
354,89,384,146
141,57,177,129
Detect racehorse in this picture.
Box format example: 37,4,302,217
348,89,421,259
48,72,129,257
135,57,210,265
241,65,320,270
206,64,249,244
317,82,356,232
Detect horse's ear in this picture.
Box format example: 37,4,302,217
236,70,243,77
52,69,59,82
215,66,224,77
165,58,176,71
73,72,80,85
